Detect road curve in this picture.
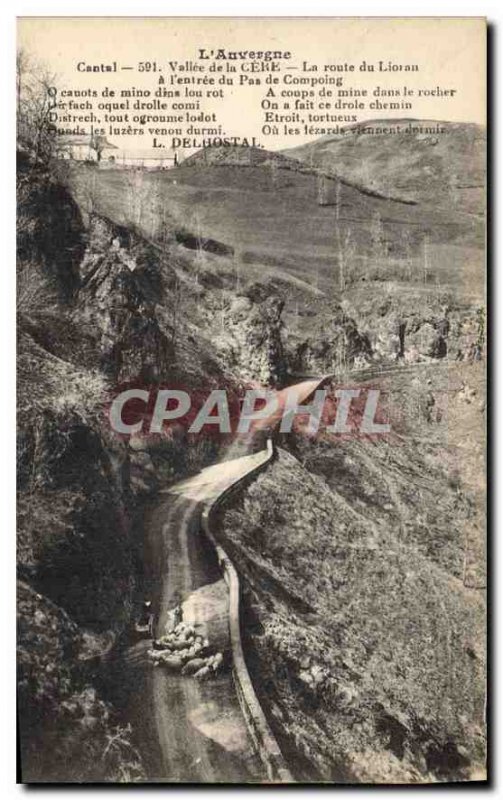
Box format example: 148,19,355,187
126,378,328,782
148,497,262,781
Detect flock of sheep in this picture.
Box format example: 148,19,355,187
147,620,224,681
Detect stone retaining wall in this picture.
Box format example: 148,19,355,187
200,440,293,783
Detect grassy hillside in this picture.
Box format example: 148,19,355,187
285,120,485,216
69,143,484,309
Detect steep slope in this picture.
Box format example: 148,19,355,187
17,158,208,780
218,409,486,782
17,151,302,780
17,158,148,781
17,581,144,783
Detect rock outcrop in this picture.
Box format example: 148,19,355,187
17,152,84,302
212,283,287,386
76,215,175,383
17,581,144,782
289,304,372,374
342,288,485,365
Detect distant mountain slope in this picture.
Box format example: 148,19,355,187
72,142,484,305
284,120,485,215
182,145,293,169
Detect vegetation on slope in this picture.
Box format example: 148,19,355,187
219,437,485,782
17,100,486,782
285,120,486,214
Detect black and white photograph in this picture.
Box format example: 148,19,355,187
13,14,487,785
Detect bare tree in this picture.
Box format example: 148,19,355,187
17,48,58,163
147,174,163,239
269,156,279,190
16,48,30,118
370,209,387,278
17,260,56,314
170,273,186,352
334,179,347,292
90,134,106,162
80,168,99,215
158,198,174,250
422,235,430,284
317,173,329,206
340,227,355,289
125,168,150,228
235,251,243,292
401,229,414,282
191,213,206,285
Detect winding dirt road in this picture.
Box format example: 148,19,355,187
120,379,325,782
146,500,260,781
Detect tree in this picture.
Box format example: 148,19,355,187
401,229,414,282
17,48,58,164
125,168,150,228
422,235,430,284
17,259,56,314
370,209,387,278
90,134,106,162
217,292,227,334
334,180,351,292
80,168,98,215
339,227,355,290
191,213,206,285
317,173,329,206
171,273,184,350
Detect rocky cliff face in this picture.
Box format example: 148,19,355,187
212,283,287,386
17,152,84,302
76,214,176,383
17,581,144,782
284,289,484,377
342,286,485,365
18,157,291,780
288,304,372,374
17,161,181,780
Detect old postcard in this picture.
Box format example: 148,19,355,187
16,16,486,784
